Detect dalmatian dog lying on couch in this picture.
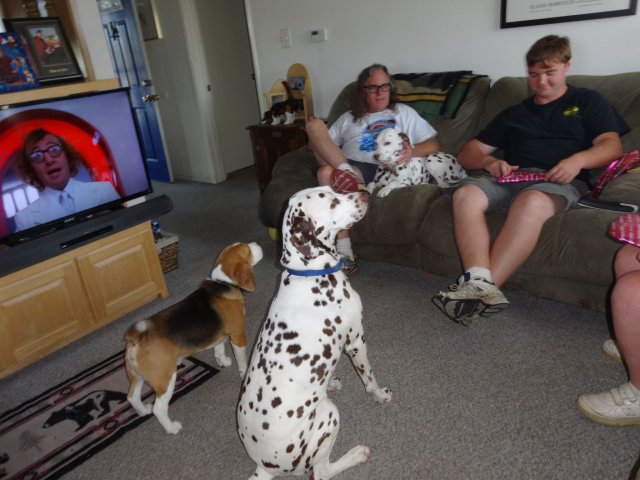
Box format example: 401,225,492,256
368,127,467,197
237,186,392,480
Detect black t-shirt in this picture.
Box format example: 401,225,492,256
477,86,630,183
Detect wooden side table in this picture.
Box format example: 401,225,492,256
247,121,308,193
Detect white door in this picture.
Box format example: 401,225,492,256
193,0,261,174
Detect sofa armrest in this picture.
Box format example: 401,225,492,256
259,148,318,228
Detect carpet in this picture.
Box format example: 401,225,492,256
0,351,218,480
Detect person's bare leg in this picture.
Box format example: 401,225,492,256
613,269,640,387
306,117,348,169
306,118,364,266
577,247,640,426
489,190,565,287
451,184,491,271
613,245,640,387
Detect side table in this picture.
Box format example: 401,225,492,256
247,121,308,193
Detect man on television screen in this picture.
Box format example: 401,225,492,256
13,128,120,232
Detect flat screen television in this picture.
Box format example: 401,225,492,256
0,87,152,245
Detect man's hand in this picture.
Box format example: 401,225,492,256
484,158,519,178
545,157,581,184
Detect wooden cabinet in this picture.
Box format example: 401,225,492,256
247,121,308,192
0,222,168,378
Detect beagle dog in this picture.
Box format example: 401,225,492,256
125,242,263,434
237,187,392,479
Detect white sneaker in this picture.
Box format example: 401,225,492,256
432,274,509,326
577,382,640,426
602,339,622,363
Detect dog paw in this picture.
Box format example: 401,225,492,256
129,400,153,416
377,186,392,197
164,421,183,435
347,445,371,465
374,387,393,404
327,377,342,391
216,356,233,368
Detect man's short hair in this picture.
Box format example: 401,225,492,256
526,35,571,67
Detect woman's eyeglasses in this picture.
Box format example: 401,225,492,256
364,83,391,94
29,144,63,164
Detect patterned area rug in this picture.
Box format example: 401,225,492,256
0,351,218,479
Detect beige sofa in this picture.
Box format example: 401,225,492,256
260,72,640,312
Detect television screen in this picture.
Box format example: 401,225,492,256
0,87,152,245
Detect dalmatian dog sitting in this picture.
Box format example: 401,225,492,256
368,127,467,197
237,186,392,480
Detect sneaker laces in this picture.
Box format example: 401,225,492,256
449,275,495,295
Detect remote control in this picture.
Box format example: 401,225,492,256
577,197,639,213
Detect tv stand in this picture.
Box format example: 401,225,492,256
0,196,173,379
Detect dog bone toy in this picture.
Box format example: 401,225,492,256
497,171,547,184
330,168,369,194
608,213,640,247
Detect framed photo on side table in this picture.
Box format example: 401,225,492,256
3,17,83,85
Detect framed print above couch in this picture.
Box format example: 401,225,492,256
501,0,637,28
2,17,83,85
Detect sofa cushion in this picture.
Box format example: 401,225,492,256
352,184,442,245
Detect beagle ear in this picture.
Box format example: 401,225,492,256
232,261,256,292
289,213,321,259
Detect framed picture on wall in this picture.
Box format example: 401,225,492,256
0,32,40,92
501,0,638,28
3,17,83,85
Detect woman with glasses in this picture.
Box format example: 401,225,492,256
13,128,120,232
306,63,441,276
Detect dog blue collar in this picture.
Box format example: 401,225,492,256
286,257,346,277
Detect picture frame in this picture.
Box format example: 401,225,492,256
0,32,40,93
2,17,83,85
500,0,638,28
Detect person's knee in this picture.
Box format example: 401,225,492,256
511,190,563,219
452,184,488,212
306,118,328,140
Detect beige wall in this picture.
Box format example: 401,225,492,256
247,0,640,117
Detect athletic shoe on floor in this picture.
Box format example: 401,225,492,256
330,168,368,194
432,274,509,326
341,256,359,277
577,382,640,426
602,338,622,363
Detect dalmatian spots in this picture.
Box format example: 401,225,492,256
368,128,467,197
237,186,391,479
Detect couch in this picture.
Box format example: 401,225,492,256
260,72,640,312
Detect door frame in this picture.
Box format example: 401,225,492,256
243,0,265,119
180,0,226,184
